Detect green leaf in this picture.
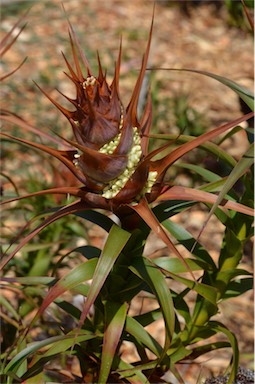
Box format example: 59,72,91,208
167,341,192,364
175,163,221,183
72,245,101,259
198,177,234,194
77,224,131,330
153,257,209,274
16,338,27,378
4,333,94,374
209,321,239,384
153,200,195,223
75,209,115,232
217,126,243,145
150,134,237,168
116,359,150,383
219,229,243,272
172,289,191,324
133,308,162,327
0,276,55,285
222,278,253,299
126,315,163,358
98,301,128,384
188,341,230,360
130,257,175,344
0,295,20,321
157,68,254,110
189,69,254,111
162,219,216,268
199,143,254,238
43,332,94,357
153,260,217,305
30,258,98,328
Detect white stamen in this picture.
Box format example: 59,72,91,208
102,127,142,198
83,76,96,88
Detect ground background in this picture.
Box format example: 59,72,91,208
0,1,254,383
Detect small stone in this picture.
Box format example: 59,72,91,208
204,367,254,384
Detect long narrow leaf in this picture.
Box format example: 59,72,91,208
150,133,237,168
155,112,253,177
152,259,217,305
75,209,115,232
0,111,68,146
0,200,89,270
4,333,94,374
1,186,82,206
162,219,216,268
0,276,55,285
130,257,175,345
132,198,196,279
126,315,163,358
195,143,254,242
157,185,254,216
151,68,254,110
209,321,239,384
29,258,98,330
98,301,128,384
1,132,84,184
175,163,221,183
116,359,150,383
77,225,131,331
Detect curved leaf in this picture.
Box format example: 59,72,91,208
116,359,150,383
157,185,254,217
222,278,253,299
188,341,230,361
162,219,216,268
209,321,239,384
99,301,128,384
130,256,175,345
184,69,254,111
132,198,196,279
0,200,89,270
77,224,131,331
29,258,98,330
175,163,221,183
75,209,116,232
150,133,237,168
126,315,163,358
153,257,211,274
0,276,55,285
195,143,254,242
151,258,217,305
4,333,94,374
155,112,253,177
151,68,254,110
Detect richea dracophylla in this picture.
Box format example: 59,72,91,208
1,14,253,270
0,7,254,384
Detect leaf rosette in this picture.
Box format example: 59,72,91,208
0,17,253,270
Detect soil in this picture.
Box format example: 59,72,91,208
0,1,254,383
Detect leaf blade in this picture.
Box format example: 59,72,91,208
77,224,131,330
98,301,128,384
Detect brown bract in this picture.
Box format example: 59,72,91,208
33,17,156,200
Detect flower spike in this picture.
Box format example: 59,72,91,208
1,7,253,281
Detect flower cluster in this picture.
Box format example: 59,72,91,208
34,21,167,213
